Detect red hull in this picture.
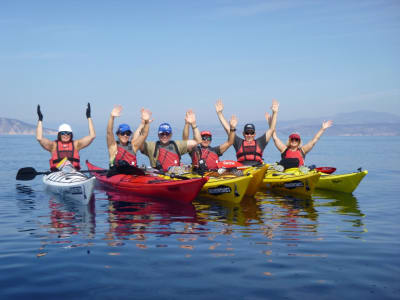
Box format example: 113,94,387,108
86,161,207,204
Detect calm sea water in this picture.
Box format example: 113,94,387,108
0,135,399,300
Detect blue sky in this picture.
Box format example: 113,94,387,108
1,0,399,133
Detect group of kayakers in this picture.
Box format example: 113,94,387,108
35,100,333,173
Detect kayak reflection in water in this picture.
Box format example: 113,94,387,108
106,105,152,176
271,120,333,170
140,110,201,172
216,99,279,166
182,109,238,173
36,103,96,171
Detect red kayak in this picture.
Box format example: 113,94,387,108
86,161,207,204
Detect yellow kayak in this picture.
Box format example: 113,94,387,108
316,170,368,194
188,173,253,203
241,164,269,197
262,167,321,197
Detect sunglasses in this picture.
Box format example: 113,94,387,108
119,131,132,136
159,132,170,137
290,138,300,142
202,136,212,141
245,131,255,135
60,131,72,136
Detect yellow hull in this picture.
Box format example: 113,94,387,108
316,170,368,194
241,164,269,197
262,168,321,197
189,173,253,203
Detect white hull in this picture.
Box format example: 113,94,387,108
43,171,96,205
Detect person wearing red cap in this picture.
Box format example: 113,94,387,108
271,120,333,169
36,103,96,171
106,105,152,175
215,99,279,166
183,113,238,172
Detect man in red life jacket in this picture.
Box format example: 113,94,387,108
182,112,238,172
36,103,96,171
106,105,152,175
140,110,201,172
271,120,333,169
215,99,279,166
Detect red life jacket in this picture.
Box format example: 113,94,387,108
114,142,137,167
281,148,305,167
191,145,219,170
236,140,263,164
154,141,181,172
49,141,80,171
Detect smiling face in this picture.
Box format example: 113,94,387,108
158,132,172,145
59,131,72,142
288,137,301,150
117,131,132,145
243,130,256,142
201,135,212,147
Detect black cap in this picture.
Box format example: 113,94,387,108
244,123,255,132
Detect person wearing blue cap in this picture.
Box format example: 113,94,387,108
215,98,279,166
36,103,96,171
140,110,201,172
106,105,152,174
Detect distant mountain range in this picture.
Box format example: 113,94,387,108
0,118,57,135
1,110,400,136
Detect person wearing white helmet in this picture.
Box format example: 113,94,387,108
36,103,96,171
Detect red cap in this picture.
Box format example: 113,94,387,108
289,133,301,140
201,130,212,136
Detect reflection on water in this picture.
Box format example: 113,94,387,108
193,196,263,226
313,190,366,238
105,190,202,241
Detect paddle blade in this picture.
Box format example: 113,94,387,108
16,167,38,181
316,167,336,174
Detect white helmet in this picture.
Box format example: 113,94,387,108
58,123,72,132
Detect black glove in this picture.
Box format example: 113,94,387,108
37,105,43,121
86,102,91,119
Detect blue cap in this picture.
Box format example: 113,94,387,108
117,123,131,133
158,123,172,134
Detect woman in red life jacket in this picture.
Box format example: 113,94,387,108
215,99,279,166
271,120,333,169
106,105,151,175
36,103,96,171
182,111,237,172
140,110,201,172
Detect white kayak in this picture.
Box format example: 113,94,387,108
43,170,96,205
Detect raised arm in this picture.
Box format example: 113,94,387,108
106,105,121,159
182,110,192,140
132,108,152,153
219,115,238,154
302,120,333,154
215,99,230,135
184,110,202,152
36,105,55,152
272,131,287,153
185,109,201,143
264,99,279,143
75,103,96,150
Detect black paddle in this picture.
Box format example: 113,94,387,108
16,165,146,181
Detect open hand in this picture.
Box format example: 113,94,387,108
322,120,333,130
111,105,122,117
271,99,279,113
185,109,196,125
215,99,224,113
37,105,43,121
86,102,91,118
141,108,152,123
230,115,238,128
